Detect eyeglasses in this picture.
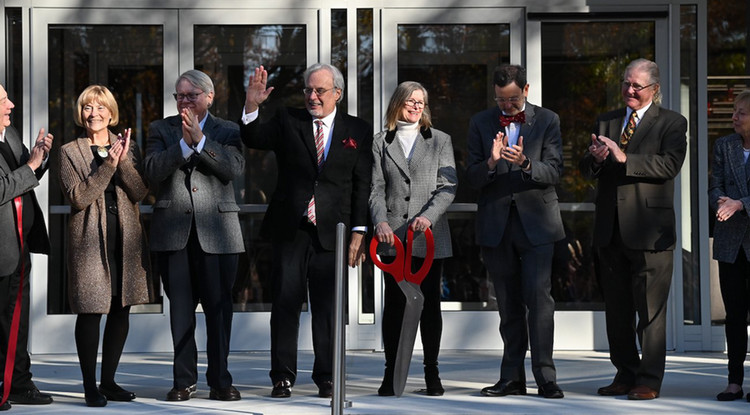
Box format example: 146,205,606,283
494,96,523,104
173,91,204,102
83,105,108,112
303,87,334,96
621,81,655,92
404,99,426,109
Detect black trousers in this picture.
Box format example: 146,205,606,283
158,227,238,390
481,206,557,387
269,221,335,386
718,249,750,386
381,257,444,372
0,250,34,392
597,223,673,392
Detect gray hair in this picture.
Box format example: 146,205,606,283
624,58,661,104
175,69,215,95
303,63,345,103
734,90,750,111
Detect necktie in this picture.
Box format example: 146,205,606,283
307,120,325,225
499,112,525,128
620,111,638,150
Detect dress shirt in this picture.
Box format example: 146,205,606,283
621,102,652,135
502,103,526,147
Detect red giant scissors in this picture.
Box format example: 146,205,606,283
370,227,434,397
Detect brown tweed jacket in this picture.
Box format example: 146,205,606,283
58,132,154,314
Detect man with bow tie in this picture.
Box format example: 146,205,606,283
240,63,372,399
466,64,565,399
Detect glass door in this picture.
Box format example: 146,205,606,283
30,8,179,353
178,9,319,351
381,7,673,350
380,7,525,349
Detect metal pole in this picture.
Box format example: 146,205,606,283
332,223,351,413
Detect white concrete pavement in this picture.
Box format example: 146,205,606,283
6,350,749,414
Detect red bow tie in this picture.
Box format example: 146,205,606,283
499,112,525,127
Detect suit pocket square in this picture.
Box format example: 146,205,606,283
343,137,358,149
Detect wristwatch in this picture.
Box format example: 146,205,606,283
520,157,531,170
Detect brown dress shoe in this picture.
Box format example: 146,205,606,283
165,384,196,401
209,385,241,401
627,385,659,400
597,382,632,396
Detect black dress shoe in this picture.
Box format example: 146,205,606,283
481,379,526,397
318,381,333,398
716,389,743,401
210,385,241,401
271,379,292,398
423,366,444,396
99,383,136,401
84,389,107,407
0,401,9,411
8,387,53,404
166,384,196,401
537,381,564,399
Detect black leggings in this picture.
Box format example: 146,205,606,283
75,298,131,392
382,258,444,370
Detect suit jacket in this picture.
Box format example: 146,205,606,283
240,107,373,251
0,126,50,276
369,127,457,258
144,113,245,254
709,133,750,263
466,103,565,247
580,104,687,251
59,133,153,314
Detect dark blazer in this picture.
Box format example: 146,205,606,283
466,103,565,247
144,113,245,254
0,126,50,276
709,133,750,263
580,104,687,251
240,107,373,251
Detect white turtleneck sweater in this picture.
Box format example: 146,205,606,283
396,120,420,161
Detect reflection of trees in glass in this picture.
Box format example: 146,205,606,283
357,9,374,127
194,25,309,308
542,22,654,204
397,23,509,307
708,0,748,76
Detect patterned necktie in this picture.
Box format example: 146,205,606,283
307,120,325,225
499,112,526,128
620,111,638,150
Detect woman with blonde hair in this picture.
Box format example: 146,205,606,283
59,85,153,406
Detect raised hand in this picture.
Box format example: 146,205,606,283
501,135,526,165
118,128,131,163
487,131,506,170
244,65,275,113
181,108,202,147
26,128,54,171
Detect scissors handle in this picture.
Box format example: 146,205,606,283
405,227,434,285
369,232,406,282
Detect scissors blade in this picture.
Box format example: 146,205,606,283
392,281,425,397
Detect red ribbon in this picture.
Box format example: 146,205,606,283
2,196,25,405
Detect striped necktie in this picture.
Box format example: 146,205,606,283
307,120,325,224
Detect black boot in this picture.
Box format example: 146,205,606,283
378,367,395,396
424,364,444,396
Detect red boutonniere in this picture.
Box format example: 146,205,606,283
343,137,358,149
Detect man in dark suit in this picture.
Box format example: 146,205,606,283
240,63,372,398
580,58,687,400
144,70,245,402
466,64,565,399
0,84,54,410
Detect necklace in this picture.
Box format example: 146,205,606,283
96,146,109,158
